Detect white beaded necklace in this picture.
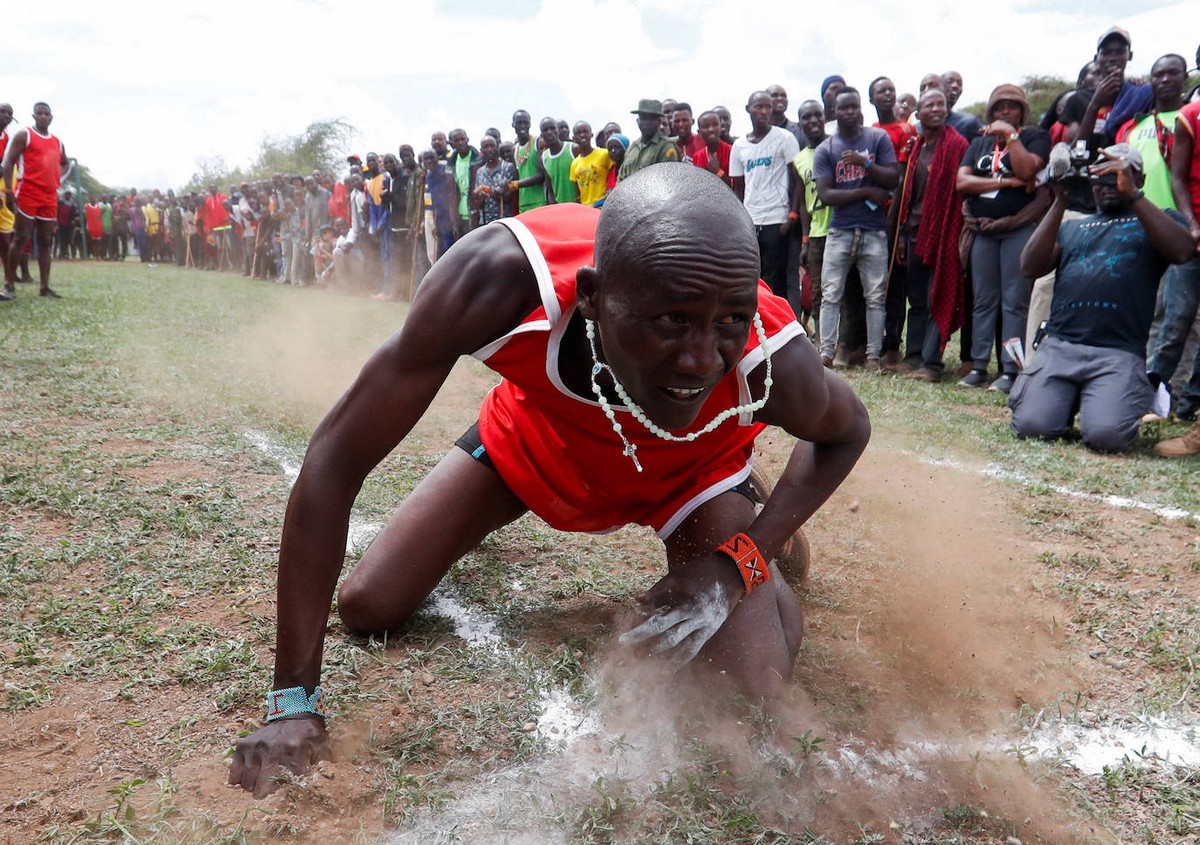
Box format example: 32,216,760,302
585,313,774,472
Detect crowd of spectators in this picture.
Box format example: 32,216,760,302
12,26,1200,458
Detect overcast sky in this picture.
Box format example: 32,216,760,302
1,0,1192,191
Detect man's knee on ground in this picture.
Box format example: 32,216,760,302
1080,419,1139,453
1010,404,1069,442
336,578,407,635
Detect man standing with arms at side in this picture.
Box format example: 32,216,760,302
2,102,69,300
767,84,803,145
510,110,547,214
447,129,481,232
868,76,916,367
941,71,983,140
730,91,800,301
0,103,14,287
814,88,900,371
793,100,831,341
1150,79,1200,456
618,99,680,181
539,117,576,204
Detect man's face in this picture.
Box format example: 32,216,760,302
823,81,845,112
767,85,788,117
584,248,759,432
834,92,862,133
399,148,416,169
382,154,399,174
305,177,317,193
697,113,721,146
366,153,379,174
572,122,593,149
209,184,219,196
671,109,693,139
636,112,661,141
499,141,514,163
431,132,448,155
746,94,773,133
799,102,825,141
421,152,439,172
917,91,948,129
540,118,561,149
557,120,571,143
1150,56,1186,104
480,137,498,164
896,94,917,122
512,111,531,142
1096,37,1131,75
0,104,13,131
1081,62,1103,90
870,78,896,111
919,74,942,95
31,104,52,132
941,71,963,107
449,130,469,155
714,107,732,137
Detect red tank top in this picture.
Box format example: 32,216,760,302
475,204,804,535
17,128,62,197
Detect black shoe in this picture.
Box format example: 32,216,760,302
0,289,13,302
39,288,63,299
958,368,989,387
17,276,34,284
988,374,1014,394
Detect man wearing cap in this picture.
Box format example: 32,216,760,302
1062,27,1154,150
820,76,845,131
618,99,680,181
1010,144,1193,451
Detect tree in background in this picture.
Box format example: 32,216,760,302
182,118,356,192
961,75,1075,127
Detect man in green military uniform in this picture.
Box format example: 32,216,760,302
618,99,680,180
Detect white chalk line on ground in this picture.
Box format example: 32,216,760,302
247,430,1200,839
913,452,1198,522
244,429,596,742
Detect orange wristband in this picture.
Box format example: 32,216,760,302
788,211,800,221
716,532,770,593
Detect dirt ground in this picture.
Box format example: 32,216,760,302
2,293,1198,844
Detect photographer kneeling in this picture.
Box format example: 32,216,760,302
1010,144,1194,451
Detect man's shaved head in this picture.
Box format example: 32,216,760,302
594,163,758,282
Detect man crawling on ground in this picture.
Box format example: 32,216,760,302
229,163,871,797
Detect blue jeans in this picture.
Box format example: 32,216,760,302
1149,255,1200,417
819,228,888,360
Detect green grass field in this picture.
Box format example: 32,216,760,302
1,261,1197,844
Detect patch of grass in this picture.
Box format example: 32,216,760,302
846,367,1200,517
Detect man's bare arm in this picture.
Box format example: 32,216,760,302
230,223,540,797
747,335,871,563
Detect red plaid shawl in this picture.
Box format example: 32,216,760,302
896,126,969,348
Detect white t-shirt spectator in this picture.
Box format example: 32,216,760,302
729,126,800,226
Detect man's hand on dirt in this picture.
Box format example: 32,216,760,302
619,554,742,666
228,716,330,798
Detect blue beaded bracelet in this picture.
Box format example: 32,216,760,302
265,686,328,722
